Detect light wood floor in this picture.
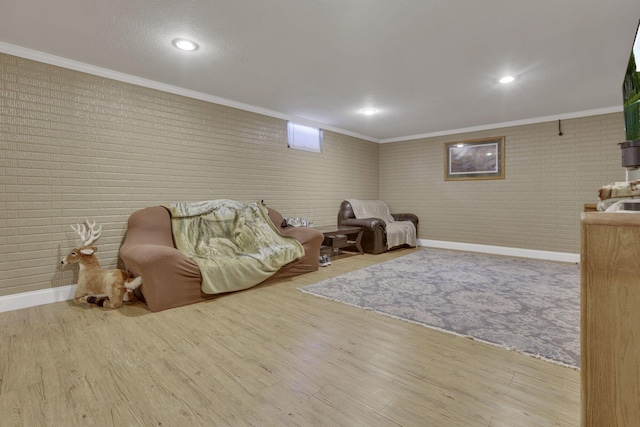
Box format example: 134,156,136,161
0,248,580,426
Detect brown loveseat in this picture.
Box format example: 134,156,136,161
119,206,323,312
337,200,419,255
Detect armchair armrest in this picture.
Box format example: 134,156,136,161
392,213,419,235
392,213,419,224
340,217,386,231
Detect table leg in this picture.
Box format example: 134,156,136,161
354,229,364,254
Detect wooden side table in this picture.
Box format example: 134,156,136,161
314,225,364,255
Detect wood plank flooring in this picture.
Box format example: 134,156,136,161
0,248,580,426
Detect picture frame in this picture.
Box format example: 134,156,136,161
444,136,505,181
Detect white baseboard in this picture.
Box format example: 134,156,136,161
418,239,580,263
0,241,579,314
0,285,77,314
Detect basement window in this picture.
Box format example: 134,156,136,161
287,122,322,153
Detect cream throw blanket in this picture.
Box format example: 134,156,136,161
163,200,304,295
348,199,417,249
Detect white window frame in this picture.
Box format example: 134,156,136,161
287,122,323,153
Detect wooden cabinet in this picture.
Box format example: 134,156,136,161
581,213,640,426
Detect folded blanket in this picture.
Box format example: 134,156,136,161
598,180,640,200
163,200,304,294
348,199,417,249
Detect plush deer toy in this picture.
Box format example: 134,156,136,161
61,219,142,308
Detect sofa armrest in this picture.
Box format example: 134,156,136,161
340,217,386,231
120,244,197,276
120,243,203,312
280,226,324,247
280,226,323,272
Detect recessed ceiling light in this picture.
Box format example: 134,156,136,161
361,108,377,115
172,38,199,51
499,75,515,84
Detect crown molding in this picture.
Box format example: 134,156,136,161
380,106,623,143
0,42,623,145
0,41,380,143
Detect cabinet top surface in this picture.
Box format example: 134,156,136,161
581,212,640,227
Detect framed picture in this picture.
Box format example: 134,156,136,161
444,136,505,181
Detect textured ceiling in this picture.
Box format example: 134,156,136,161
0,0,639,142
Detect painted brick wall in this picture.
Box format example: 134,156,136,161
380,114,625,254
0,53,380,296
0,50,629,298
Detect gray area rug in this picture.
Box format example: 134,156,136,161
300,249,580,367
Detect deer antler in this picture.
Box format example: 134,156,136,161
71,219,102,246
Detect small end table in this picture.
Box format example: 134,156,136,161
314,225,364,255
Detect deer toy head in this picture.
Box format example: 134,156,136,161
60,219,102,266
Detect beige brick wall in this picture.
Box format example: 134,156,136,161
0,53,380,296
0,51,628,298
380,114,625,254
